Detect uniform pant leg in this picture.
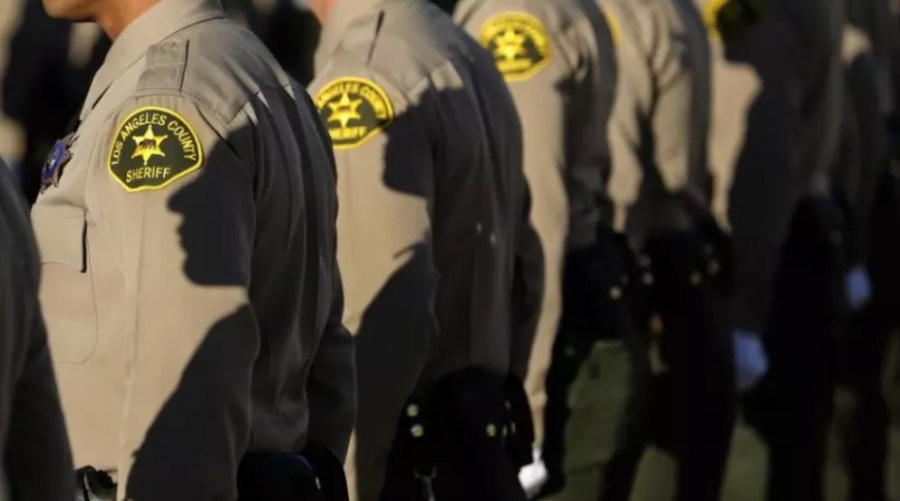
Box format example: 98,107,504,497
540,235,653,501
541,338,653,501
839,172,900,501
840,300,892,501
754,197,844,501
646,233,737,501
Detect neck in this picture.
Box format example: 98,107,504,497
97,0,162,39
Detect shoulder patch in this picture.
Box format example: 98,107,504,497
603,9,622,45
314,77,395,150
478,12,551,81
703,0,766,43
108,106,203,192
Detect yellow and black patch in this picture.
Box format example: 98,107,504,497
603,10,622,45
108,106,203,192
314,77,395,150
703,0,766,43
478,12,551,81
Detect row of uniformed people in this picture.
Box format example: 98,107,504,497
2,0,900,500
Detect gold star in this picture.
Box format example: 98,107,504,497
131,126,168,166
494,28,527,61
327,92,364,128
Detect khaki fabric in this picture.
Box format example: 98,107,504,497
599,0,712,245
312,0,539,499
455,0,616,447
699,0,845,332
31,1,354,499
0,160,73,500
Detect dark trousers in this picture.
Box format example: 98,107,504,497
745,196,846,501
540,232,651,501
838,169,900,501
541,229,735,501
379,370,528,501
645,232,736,501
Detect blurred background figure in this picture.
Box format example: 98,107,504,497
834,1,900,500
0,157,73,501
453,2,638,500
309,0,541,499
702,0,846,500
596,0,736,500
223,0,320,85
1,0,106,204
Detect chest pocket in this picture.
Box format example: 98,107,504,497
33,204,99,364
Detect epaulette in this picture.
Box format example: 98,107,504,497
137,39,189,92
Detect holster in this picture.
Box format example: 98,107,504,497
238,445,349,501
75,467,116,501
380,368,528,501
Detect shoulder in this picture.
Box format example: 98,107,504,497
133,18,290,126
101,20,287,194
311,2,480,148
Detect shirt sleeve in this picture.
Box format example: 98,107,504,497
306,261,357,462
510,184,545,380
311,71,439,500
604,2,655,231
94,94,259,501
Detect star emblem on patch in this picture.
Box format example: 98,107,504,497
131,126,169,166
107,106,204,192
314,77,395,150
479,12,551,81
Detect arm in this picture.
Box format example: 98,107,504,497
719,9,803,332
306,264,356,462
94,95,259,500
312,72,438,499
603,2,655,232
510,184,545,381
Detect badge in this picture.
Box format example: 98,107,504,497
314,77,395,150
107,106,203,192
40,132,76,193
478,12,551,81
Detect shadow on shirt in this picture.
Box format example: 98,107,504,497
124,84,342,499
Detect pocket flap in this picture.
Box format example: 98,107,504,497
32,204,86,271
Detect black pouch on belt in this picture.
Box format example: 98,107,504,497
75,467,116,501
237,452,323,501
503,373,535,469
426,368,528,501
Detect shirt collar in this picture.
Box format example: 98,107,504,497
81,0,226,118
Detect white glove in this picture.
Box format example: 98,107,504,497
846,265,872,312
518,449,548,499
733,329,768,393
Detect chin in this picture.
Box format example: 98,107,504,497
41,0,93,21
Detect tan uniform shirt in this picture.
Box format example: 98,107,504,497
600,0,712,244
31,1,354,498
700,0,844,331
455,0,617,445
0,160,73,501
312,0,539,498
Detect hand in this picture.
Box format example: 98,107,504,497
846,265,872,312
518,449,548,498
733,329,768,392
